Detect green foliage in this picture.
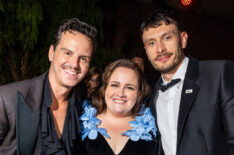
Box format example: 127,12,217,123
40,0,104,47
0,1,3,12
0,0,104,84
17,0,42,51
0,0,3,75
0,0,42,52
29,49,50,77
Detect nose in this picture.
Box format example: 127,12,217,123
157,41,166,54
70,56,80,70
117,87,126,98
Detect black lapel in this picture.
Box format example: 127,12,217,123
24,72,47,113
176,57,200,151
16,72,47,155
16,92,40,155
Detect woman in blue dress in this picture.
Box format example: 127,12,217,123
79,59,157,155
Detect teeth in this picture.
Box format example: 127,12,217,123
64,69,77,75
113,99,125,103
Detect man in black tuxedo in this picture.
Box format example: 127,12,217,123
0,18,97,154
140,8,234,155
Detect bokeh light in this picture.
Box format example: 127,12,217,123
181,0,192,6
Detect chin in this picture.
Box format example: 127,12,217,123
63,80,80,88
114,111,131,117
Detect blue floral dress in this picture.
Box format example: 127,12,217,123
79,100,158,155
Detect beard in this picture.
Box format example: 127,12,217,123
153,48,184,74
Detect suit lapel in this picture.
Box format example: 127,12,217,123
176,57,200,151
176,79,199,149
16,72,47,155
24,72,47,113
16,92,40,155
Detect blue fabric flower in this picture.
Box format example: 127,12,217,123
80,100,110,141
80,101,156,142
121,106,157,141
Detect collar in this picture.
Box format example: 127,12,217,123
43,75,75,108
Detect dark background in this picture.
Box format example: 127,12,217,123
0,0,234,84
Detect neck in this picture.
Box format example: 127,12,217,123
162,56,185,81
48,74,71,104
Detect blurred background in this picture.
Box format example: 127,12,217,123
0,0,234,84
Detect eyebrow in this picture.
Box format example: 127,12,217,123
125,84,138,88
61,48,91,58
144,38,156,44
110,81,138,88
109,81,119,84
144,30,176,44
161,30,176,38
61,48,73,52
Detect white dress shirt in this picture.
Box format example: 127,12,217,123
156,57,189,155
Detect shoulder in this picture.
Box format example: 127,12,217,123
122,106,157,141
199,59,233,67
187,57,234,77
188,56,233,67
0,72,47,113
80,101,110,141
197,59,234,75
0,72,47,97
0,79,30,96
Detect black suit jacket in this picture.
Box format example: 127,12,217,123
0,72,82,155
151,57,234,155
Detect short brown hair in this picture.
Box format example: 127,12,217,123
91,59,147,116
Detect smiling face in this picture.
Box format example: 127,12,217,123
104,67,140,117
48,31,93,90
142,22,188,75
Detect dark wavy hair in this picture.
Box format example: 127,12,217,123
52,18,97,53
140,8,183,35
91,59,147,116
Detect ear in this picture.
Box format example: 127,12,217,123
48,45,55,62
180,31,188,49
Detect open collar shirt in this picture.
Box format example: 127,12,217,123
40,75,80,155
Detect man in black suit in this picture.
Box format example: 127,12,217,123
140,8,234,155
0,18,97,154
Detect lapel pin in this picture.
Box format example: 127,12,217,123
185,89,193,93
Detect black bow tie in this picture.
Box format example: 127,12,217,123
158,79,181,92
